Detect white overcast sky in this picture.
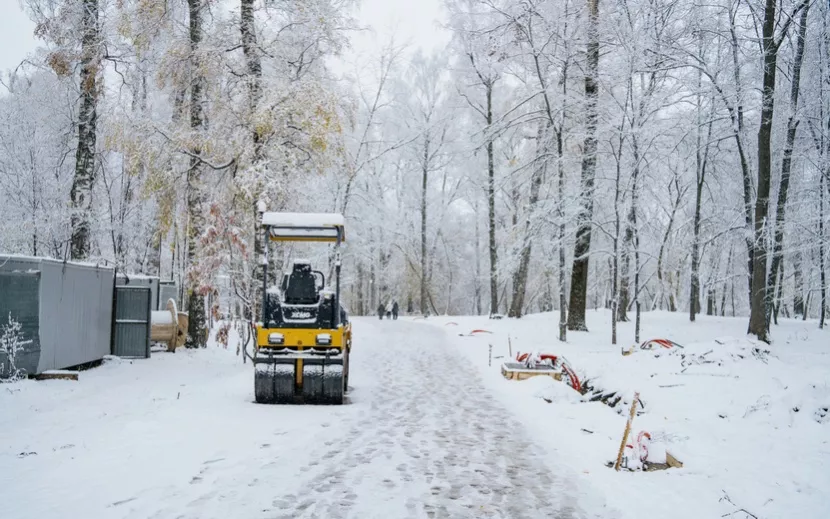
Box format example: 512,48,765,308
1,1,37,75
0,0,447,86
355,0,448,53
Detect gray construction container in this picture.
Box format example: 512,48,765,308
158,280,180,311
0,255,115,377
116,274,159,309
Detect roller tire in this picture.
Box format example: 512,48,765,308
302,365,324,404
254,365,275,404
321,365,344,405
343,350,350,393
273,365,296,404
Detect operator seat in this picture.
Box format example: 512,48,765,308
284,262,319,304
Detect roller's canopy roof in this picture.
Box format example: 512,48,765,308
262,212,345,242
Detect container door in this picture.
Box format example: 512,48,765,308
113,286,151,358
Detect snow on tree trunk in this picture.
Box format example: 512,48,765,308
566,0,600,332
69,0,99,260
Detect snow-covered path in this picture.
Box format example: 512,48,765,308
1,319,599,519
260,319,586,518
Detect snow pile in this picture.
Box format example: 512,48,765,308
741,382,830,426
673,336,772,366
424,310,830,519
516,375,583,404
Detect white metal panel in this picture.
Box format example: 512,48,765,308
261,212,345,228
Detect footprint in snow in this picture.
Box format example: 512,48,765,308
109,497,137,507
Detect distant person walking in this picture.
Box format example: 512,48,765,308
378,303,385,320
392,301,399,320
386,301,393,320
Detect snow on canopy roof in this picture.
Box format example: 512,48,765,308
293,258,311,265
261,212,345,228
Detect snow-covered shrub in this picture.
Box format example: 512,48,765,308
215,322,231,349
0,313,29,382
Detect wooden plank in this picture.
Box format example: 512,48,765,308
615,391,640,471
35,370,78,381
501,366,562,382
174,312,188,350
666,451,683,468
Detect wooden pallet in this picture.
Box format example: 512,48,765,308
501,362,562,382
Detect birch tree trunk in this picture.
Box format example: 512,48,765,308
567,0,600,332
793,253,804,316
185,0,208,348
558,7,571,342
421,136,430,316
611,133,622,345
656,181,680,312
241,0,264,321
69,0,99,260
619,135,641,323
691,97,713,322
557,124,568,339
749,0,808,342
690,29,710,322
820,172,826,329
508,122,546,318
748,0,776,341
486,84,499,317
729,2,755,308
474,198,482,315
767,4,810,330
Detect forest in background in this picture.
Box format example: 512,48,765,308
1,0,828,346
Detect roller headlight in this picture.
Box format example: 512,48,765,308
316,333,332,346
268,332,284,345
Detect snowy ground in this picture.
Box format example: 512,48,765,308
2,312,827,518
1,318,613,519
420,310,830,519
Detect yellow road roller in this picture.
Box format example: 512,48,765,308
254,212,351,404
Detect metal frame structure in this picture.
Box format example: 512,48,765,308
254,212,349,404
261,213,345,330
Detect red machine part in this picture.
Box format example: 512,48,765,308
636,431,652,461
640,338,682,350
